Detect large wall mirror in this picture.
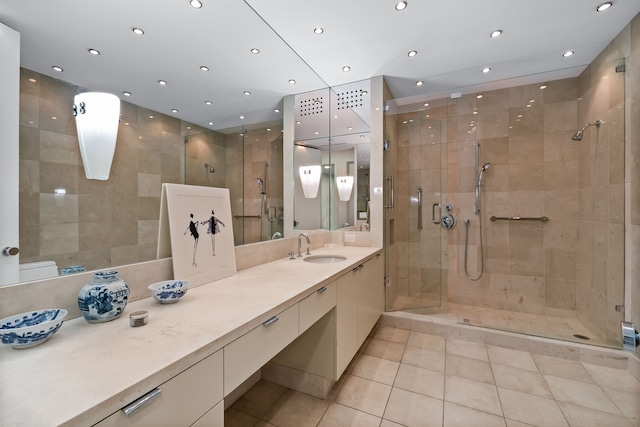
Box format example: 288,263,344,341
292,79,371,232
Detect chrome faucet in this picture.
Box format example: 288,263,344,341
297,233,310,257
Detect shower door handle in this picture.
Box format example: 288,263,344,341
432,203,441,225
385,176,395,209
417,188,423,230
267,205,277,222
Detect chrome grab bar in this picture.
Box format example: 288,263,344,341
233,215,261,219
432,203,441,225
417,188,423,230
490,216,549,223
385,176,395,209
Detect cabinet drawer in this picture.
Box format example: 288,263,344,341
299,281,336,333
191,399,223,427
95,350,223,427
223,304,298,396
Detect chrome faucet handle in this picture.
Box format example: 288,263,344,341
289,251,295,260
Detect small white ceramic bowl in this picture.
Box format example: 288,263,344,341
148,280,189,304
0,308,68,349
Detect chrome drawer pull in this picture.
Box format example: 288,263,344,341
122,388,162,417
263,316,279,326
317,286,328,293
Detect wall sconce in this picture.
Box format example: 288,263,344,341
299,165,321,198
336,176,354,201
73,92,120,180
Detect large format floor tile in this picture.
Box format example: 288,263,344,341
225,325,638,427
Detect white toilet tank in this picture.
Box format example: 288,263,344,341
19,261,59,282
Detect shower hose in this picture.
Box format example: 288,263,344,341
463,213,485,281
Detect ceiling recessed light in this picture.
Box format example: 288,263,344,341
171,109,178,113
342,66,351,72
88,48,100,55
149,115,154,119
408,50,417,57
289,79,296,85
200,65,209,71
240,115,245,119
348,127,353,130
539,85,547,89
296,121,301,125
158,80,167,86
416,81,423,86
490,30,503,38
250,48,260,54
52,66,63,72
243,91,251,96
596,2,612,12
482,67,491,73
205,100,212,105
132,27,144,35
28,78,37,83
209,122,214,125
189,0,202,8
123,91,131,97
563,50,575,57
274,108,280,113
314,27,324,34
423,102,429,107
362,91,368,95
477,95,483,99
395,1,407,11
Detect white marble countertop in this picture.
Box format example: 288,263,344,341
0,246,381,427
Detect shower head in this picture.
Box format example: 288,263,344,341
478,163,491,186
572,120,602,141
204,163,214,173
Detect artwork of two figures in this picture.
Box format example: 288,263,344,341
159,184,237,287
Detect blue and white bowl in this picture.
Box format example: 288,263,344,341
148,280,189,304
0,309,68,349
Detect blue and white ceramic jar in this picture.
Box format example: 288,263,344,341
78,271,129,323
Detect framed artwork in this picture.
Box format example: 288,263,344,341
158,184,236,287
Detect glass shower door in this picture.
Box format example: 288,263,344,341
384,108,445,312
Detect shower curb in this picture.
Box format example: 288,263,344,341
379,311,633,374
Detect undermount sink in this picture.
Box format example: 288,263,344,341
303,255,347,264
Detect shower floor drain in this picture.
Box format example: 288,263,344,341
573,334,590,340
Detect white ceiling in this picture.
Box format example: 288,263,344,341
1,0,638,131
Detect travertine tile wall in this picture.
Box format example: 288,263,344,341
19,68,185,274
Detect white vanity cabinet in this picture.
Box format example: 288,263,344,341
336,253,384,379
299,280,337,334
94,349,223,427
223,304,299,396
357,253,384,347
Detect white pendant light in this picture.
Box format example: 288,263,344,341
336,176,354,201
299,165,321,198
73,92,120,180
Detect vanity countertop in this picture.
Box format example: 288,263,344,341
0,246,381,427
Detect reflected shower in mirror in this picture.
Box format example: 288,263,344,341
184,123,284,246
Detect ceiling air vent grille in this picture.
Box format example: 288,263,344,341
336,90,364,110
298,97,324,116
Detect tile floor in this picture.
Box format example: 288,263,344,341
224,325,640,427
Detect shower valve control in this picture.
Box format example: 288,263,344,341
444,203,453,212
441,214,456,229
